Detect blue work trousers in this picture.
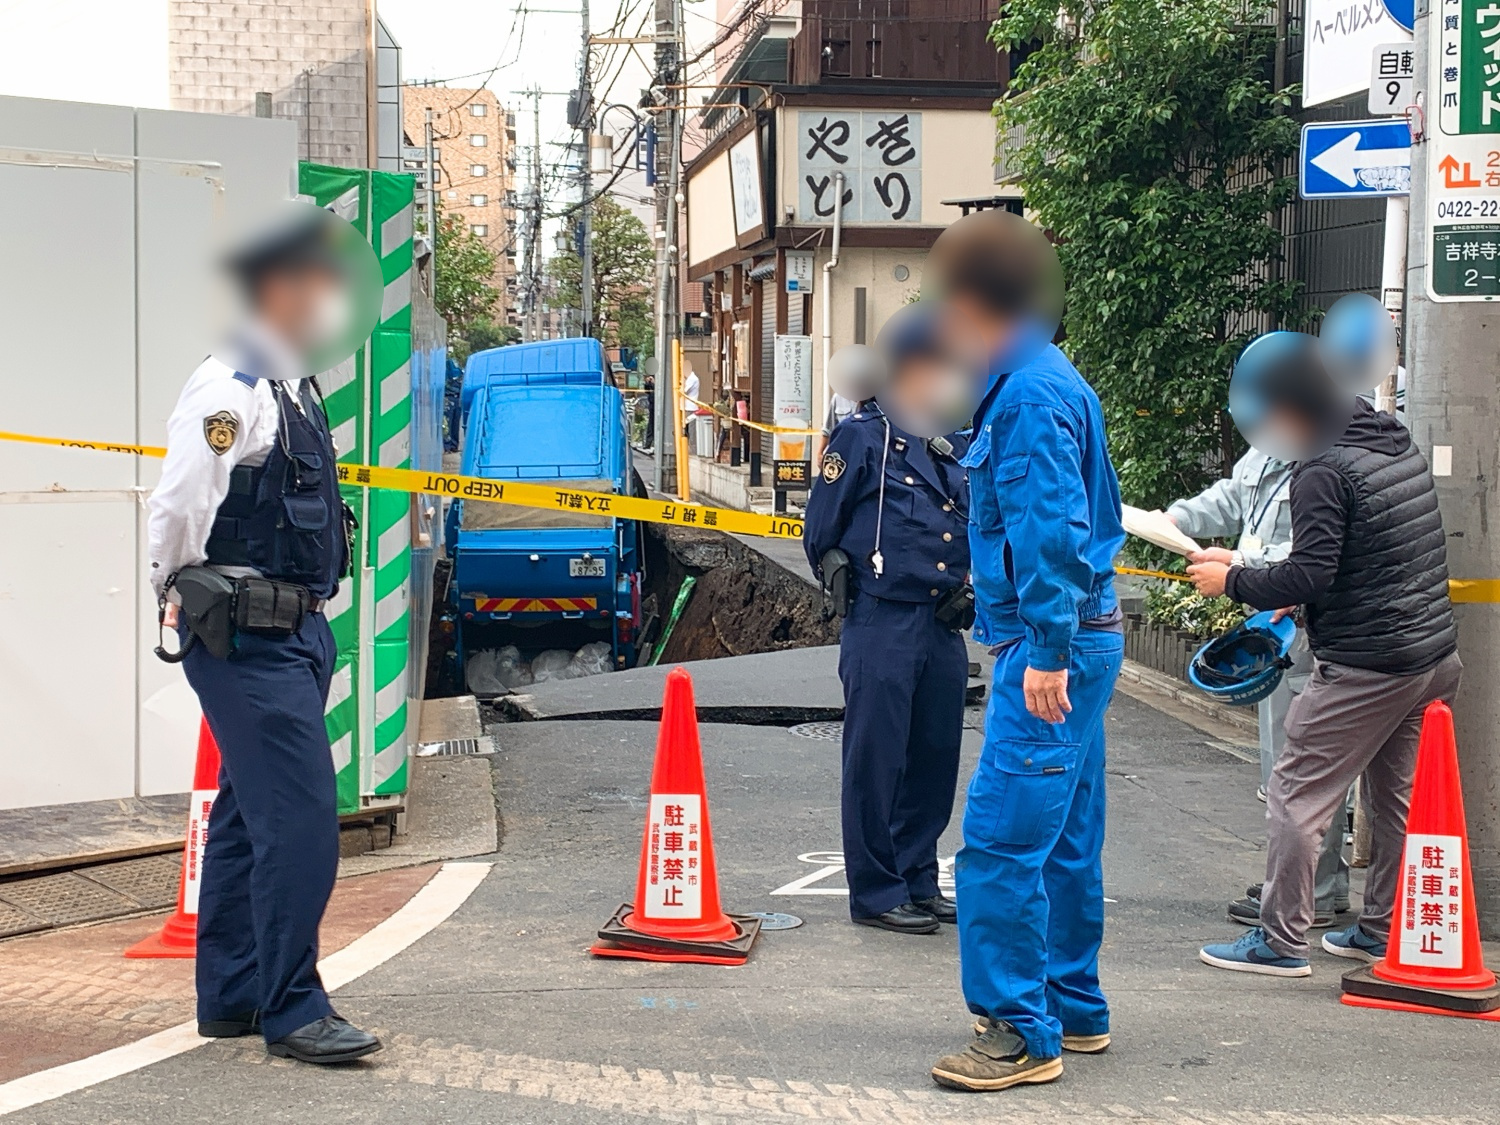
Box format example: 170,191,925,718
182,613,340,1043
838,595,967,919
956,629,1123,1059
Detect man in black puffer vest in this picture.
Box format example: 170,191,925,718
1189,398,1461,977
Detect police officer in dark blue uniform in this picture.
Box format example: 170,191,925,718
148,206,381,1064
804,330,972,934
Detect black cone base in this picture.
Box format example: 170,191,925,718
1341,964,1500,1014
591,902,762,963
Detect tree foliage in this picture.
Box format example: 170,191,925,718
994,0,1303,511
433,203,501,339
549,197,656,357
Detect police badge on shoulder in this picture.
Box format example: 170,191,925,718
203,411,238,456
822,452,846,484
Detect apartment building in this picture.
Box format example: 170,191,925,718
168,0,405,171
402,84,521,328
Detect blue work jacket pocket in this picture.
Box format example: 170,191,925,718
965,738,1078,850
993,453,1029,484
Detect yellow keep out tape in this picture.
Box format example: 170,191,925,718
13,427,1500,600
682,395,822,437
0,429,805,541
1115,565,1192,584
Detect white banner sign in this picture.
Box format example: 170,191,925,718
1303,0,1411,107
773,334,814,461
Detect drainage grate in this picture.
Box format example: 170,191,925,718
0,872,140,927
0,900,48,940
79,853,182,910
787,721,843,741
416,735,496,757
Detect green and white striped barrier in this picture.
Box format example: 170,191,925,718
298,164,415,813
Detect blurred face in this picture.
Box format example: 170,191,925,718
883,351,977,438
255,263,349,356
941,293,1014,371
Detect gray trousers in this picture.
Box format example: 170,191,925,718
1258,630,1349,912
1261,651,1462,958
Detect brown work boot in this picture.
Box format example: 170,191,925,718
931,1019,1063,1092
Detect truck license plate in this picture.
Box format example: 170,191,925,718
569,557,606,578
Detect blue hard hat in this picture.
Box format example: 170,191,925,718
1187,611,1297,707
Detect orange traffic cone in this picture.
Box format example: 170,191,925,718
590,667,762,964
1342,700,1500,1019
124,718,222,959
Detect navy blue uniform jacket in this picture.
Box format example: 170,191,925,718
803,406,971,603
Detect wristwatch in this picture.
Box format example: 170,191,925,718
1230,550,1245,569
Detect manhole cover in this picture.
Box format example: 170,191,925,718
416,735,496,757
787,721,843,741
747,911,803,930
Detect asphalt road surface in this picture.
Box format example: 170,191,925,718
15,691,1500,1124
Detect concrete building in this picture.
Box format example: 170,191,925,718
683,0,1010,512
167,0,405,171
401,84,522,329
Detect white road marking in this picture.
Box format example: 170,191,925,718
770,852,957,897
0,861,492,1118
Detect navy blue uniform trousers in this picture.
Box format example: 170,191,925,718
182,613,339,1042
838,595,967,919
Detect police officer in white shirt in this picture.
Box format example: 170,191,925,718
148,205,380,1065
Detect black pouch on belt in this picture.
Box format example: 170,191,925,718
171,566,238,660
819,548,852,620
934,583,976,633
234,576,311,638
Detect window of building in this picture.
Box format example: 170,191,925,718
447,190,457,198
470,103,487,116
470,194,488,206
470,134,487,147
471,224,488,236
471,163,487,177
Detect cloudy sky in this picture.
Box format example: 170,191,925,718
0,0,715,220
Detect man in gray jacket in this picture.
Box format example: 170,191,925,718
1168,449,1350,928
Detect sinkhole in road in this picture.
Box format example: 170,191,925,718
425,521,842,709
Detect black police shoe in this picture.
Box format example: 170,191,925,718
267,1016,382,1064
198,1010,261,1038
854,902,940,934
913,894,958,924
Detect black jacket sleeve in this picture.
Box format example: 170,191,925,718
1225,463,1351,610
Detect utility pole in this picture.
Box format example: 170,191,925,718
1406,2,1500,935
424,107,437,257
651,0,683,492
579,0,595,339
523,87,543,342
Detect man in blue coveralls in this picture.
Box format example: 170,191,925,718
148,207,381,1065
926,214,1126,1093
804,323,972,935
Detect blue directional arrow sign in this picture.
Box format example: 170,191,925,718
1299,120,1411,200
1381,0,1414,33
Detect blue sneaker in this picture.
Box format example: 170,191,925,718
1199,927,1311,977
1321,923,1386,963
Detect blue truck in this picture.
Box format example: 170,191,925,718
443,338,644,688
